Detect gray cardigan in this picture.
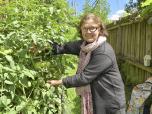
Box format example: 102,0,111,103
55,40,126,114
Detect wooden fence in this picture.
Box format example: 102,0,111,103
107,14,152,83
106,14,152,101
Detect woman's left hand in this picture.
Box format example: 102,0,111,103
47,80,62,86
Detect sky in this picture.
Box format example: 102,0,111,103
107,0,127,19
67,0,130,20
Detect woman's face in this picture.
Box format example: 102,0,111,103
81,19,100,43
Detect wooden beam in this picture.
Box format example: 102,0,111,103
119,58,152,74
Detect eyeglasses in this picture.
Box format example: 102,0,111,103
82,27,99,33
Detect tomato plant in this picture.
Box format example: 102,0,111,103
0,0,78,113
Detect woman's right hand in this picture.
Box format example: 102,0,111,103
47,80,63,86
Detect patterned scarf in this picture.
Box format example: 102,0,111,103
76,36,107,114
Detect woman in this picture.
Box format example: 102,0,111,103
47,14,126,114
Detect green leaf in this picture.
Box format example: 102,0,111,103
16,101,27,112
45,83,50,89
3,49,13,54
28,81,31,87
31,33,37,44
4,80,13,85
49,7,54,14
0,34,5,40
0,96,11,106
141,0,152,7
23,70,35,80
10,90,15,99
6,110,17,114
6,32,16,39
4,73,9,78
2,66,14,72
12,20,20,28
19,77,28,87
5,55,15,68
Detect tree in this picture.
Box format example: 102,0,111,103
125,0,145,13
83,0,110,23
141,0,152,16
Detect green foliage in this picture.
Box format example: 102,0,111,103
120,62,140,85
141,0,152,16
125,0,143,13
0,0,78,113
141,0,152,7
83,0,110,23
124,0,152,16
63,61,81,114
118,61,138,106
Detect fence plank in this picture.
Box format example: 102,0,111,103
117,27,121,55
122,27,125,56
136,23,140,61
146,22,152,55
124,26,127,57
